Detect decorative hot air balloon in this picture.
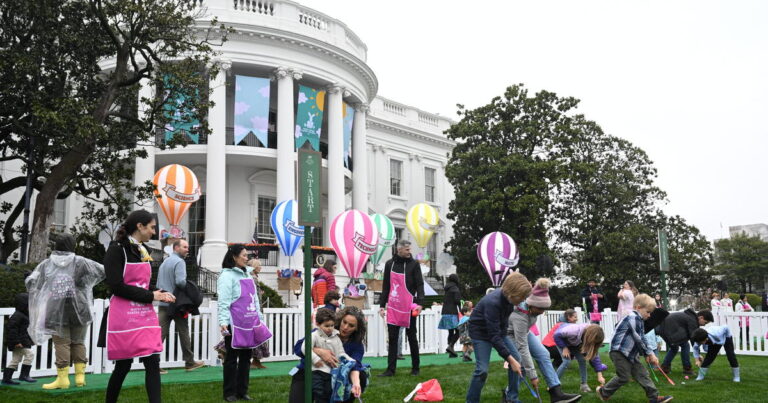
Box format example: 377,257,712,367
329,210,379,279
153,164,201,238
406,203,439,248
370,213,395,266
477,231,519,287
270,200,304,257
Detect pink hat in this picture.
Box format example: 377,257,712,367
526,278,551,308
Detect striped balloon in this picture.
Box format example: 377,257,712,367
153,164,201,226
270,200,304,257
477,231,519,287
406,203,439,248
370,213,395,266
329,210,379,279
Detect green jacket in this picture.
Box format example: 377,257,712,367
217,266,262,326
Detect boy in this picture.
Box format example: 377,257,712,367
597,294,672,403
323,290,341,312
508,278,581,403
655,309,713,375
691,326,739,382
311,308,355,402
2,293,36,385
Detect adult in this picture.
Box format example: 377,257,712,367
735,294,753,341
465,272,530,403
217,245,270,402
616,280,637,322
438,273,462,358
288,306,368,402
26,234,105,389
378,240,425,377
581,279,605,324
157,239,204,372
98,210,175,403
720,291,734,313
248,259,270,369
312,259,338,307
710,292,721,315
655,308,713,376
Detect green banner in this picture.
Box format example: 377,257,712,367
298,149,322,226
163,74,201,144
658,229,670,272
295,85,324,151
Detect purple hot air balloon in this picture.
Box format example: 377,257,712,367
477,231,519,287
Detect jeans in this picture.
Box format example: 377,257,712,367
466,336,521,403
556,345,588,383
527,331,560,388
661,340,691,369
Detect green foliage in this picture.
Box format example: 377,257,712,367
714,234,768,293
260,282,286,308
0,263,36,307
728,293,762,310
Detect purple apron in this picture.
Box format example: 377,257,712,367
386,270,414,328
230,278,272,349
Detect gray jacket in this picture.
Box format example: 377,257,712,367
156,253,187,306
507,302,540,379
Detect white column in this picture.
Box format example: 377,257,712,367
200,61,230,270
274,67,302,203
327,85,345,223
351,104,368,213
134,78,156,212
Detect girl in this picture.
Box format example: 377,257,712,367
543,309,578,369
218,245,271,402
554,323,606,393
457,301,474,361
312,259,338,307
100,210,175,403
438,273,462,357
617,281,638,322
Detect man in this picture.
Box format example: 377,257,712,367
581,280,605,324
654,308,713,376
157,239,204,372
378,240,425,377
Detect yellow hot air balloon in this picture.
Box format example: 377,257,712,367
406,203,439,248
153,164,201,237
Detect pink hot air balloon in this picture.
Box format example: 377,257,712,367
477,231,519,287
329,210,379,279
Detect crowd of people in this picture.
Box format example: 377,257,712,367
0,208,755,402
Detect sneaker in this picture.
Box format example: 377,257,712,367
185,361,205,371
159,369,168,375
651,396,673,403
580,383,592,393
595,386,609,401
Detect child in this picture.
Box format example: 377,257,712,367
596,294,672,403
311,308,355,402
465,272,531,403
554,322,606,392
457,301,474,362
2,293,36,385
655,308,712,375
543,309,578,369
323,290,341,312
508,279,581,403
692,325,740,382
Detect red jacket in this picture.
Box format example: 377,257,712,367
313,267,337,293
542,322,563,348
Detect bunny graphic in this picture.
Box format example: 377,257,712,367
305,112,316,129
248,292,257,312
391,283,400,298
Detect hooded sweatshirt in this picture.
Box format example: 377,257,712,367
6,293,33,350
313,266,337,292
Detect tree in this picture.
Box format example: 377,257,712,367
714,234,768,293
0,0,227,262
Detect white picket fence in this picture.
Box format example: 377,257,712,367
3,301,768,377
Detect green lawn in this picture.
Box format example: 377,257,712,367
1,352,764,402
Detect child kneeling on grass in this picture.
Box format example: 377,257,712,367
596,294,672,403
691,325,740,382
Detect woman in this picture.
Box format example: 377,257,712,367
735,294,753,341
248,259,270,369
288,306,368,403
218,245,271,402
438,273,462,357
710,292,722,315
312,259,338,307
99,210,175,403
616,280,638,323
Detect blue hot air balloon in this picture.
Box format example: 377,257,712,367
270,199,304,257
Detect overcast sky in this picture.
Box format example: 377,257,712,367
300,0,768,242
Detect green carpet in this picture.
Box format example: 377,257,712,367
10,352,503,395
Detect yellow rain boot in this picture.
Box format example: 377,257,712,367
42,368,70,390
74,363,86,387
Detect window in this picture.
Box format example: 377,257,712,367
392,227,404,256
187,195,206,261
311,220,324,246
51,199,67,233
257,196,277,242
390,159,402,196
425,167,436,202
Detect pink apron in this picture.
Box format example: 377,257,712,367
106,255,162,360
231,278,272,349
386,269,413,328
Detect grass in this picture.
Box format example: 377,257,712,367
0,351,764,402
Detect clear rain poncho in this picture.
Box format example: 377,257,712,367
25,251,105,344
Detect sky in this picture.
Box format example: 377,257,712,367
299,0,768,242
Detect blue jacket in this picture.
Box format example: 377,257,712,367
156,253,187,307
468,289,515,359
217,266,262,325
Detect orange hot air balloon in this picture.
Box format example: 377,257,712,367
153,164,201,237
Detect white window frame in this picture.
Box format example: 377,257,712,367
424,167,437,203
389,158,403,197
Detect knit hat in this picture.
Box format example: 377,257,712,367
526,278,551,308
